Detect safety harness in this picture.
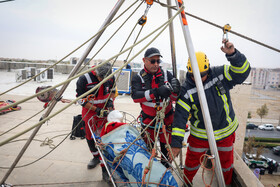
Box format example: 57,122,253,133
188,67,238,141
137,68,173,131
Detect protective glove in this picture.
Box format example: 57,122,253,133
105,98,114,109
95,107,108,117
158,85,172,99
171,78,181,94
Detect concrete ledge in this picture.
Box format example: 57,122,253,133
233,151,264,187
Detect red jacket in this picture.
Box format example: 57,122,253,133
131,67,177,127
76,70,115,117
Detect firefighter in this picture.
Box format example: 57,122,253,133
170,39,251,186
76,62,115,183
131,47,181,168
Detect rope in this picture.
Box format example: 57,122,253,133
0,111,137,170
0,4,187,186
0,0,14,3
11,181,174,187
77,0,143,74
0,0,139,98
200,154,216,187
154,0,280,53
0,4,184,147
0,132,70,169
11,180,102,186
0,3,182,113
0,108,45,136
40,137,55,149
160,98,191,185
81,1,144,112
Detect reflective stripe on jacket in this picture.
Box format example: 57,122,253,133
76,71,115,109
131,67,177,123
171,49,251,148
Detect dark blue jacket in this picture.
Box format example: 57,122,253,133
171,49,251,148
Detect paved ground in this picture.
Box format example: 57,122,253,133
1,71,280,186
0,94,201,187
245,128,280,139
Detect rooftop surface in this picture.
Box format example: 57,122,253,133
0,71,279,186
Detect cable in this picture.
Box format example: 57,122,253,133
154,0,280,53
0,0,14,3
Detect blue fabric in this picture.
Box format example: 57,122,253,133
102,125,178,186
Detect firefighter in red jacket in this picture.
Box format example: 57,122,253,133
170,40,251,186
131,47,181,168
76,62,115,183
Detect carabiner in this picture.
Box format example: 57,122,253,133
222,24,231,41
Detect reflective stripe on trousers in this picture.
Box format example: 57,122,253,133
184,133,235,185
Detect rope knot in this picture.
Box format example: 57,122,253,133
40,137,55,149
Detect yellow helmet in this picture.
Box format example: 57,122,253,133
187,52,209,74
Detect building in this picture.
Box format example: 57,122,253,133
251,68,280,90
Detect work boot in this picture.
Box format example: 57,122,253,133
87,157,100,169
102,169,112,185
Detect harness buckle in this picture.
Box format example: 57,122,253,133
154,101,160,111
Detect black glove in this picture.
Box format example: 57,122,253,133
105,98,114,109
171,78,181,94
95,107,108,117
158,85,172,99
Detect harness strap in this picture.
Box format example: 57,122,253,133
84,73,92,84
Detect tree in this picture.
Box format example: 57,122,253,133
247,111,252,119
255,146,265,160
256,104,269,124
243,136,264,160
243,136,255,155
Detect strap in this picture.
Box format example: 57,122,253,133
138,68,167,89
211,67,226,95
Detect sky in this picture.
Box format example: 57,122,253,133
0,0,280,70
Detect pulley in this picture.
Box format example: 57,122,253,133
146,0,153,5
138,16,147,26
138,0,153,26
222,24,231,41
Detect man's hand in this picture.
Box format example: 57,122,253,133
220,39,235,55
105,98,114,109
95,107,108,117
171,78,181,94
158,85,172,99
168,147,181,161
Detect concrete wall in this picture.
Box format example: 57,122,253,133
0,61,89,74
